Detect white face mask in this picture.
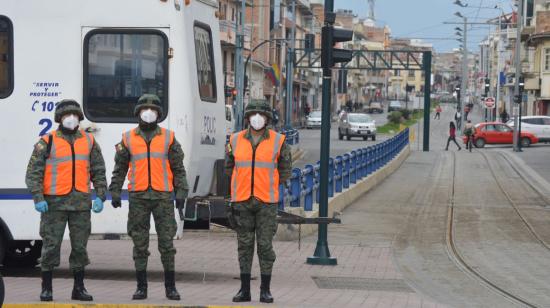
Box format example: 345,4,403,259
249,113,266,131
140,109,158,123
62,114,80,130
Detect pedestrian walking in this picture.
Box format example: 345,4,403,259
109,94,189,301
225,99,292,304
434,105,442,120
500,108,509,123
25,99,107,302
454,108,462,129
445,121,462,151
464,120,475,152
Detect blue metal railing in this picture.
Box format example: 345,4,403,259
281,128,300,145
278,128,409,210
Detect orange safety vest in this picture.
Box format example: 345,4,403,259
230,129,285,203
43,130,93,195
123,127,174,192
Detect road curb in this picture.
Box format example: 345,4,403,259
276,144,411,240
5,304,256,308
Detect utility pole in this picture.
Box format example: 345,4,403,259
460,16,468,132
285,0,296,129
513,0,523,152
496,8,502,122
234,0,247,131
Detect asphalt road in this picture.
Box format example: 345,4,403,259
295,110,390,169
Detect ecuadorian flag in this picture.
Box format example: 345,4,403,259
266,63,280,87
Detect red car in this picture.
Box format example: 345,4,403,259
462,122,539,148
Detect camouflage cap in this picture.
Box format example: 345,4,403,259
134,94,163,117
54,99,84,123
245,99,272,120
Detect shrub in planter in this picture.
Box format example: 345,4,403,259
387,111,403,124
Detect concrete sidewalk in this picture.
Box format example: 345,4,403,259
3,229,446,307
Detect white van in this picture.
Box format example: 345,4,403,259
0,0,228,267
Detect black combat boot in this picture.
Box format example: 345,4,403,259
259,274,274,303
40,271,53,301
164,271,181,300
132,270,147,300
232,273,251,302
71,270,93,301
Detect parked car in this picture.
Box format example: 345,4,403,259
506,115,550,142
338,113,377,141
306,110,322,129
388,101,404,112
366,102,384,114
462,122,538,148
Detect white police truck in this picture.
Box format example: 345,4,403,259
0,0,230,267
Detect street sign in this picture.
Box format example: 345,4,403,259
484,97,495,109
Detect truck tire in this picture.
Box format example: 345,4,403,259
3,240,42,268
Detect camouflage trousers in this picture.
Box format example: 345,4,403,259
40,210,91,271
128,198,177,271
233,199,278,275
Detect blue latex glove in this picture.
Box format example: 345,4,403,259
35,201,48,213
92,197,103,213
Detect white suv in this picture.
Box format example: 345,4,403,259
338,113,377,141
507,116,550,142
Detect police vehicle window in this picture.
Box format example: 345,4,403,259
83,31,168,122
194,23,217,102
0,16,13,98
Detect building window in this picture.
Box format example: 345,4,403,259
545,48,550,72
194,23,217,102
0,16,13,98
83,30,169,122
408,70,415,78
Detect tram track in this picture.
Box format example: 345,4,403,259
445,150,538,308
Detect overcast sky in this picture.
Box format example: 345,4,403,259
334,0,515,52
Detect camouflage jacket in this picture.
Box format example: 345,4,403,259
225,128,292,193
25,128,107,211
109,126,189,200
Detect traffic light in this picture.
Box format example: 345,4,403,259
232,88,238,98
321,14,353,71
514,76,525,104
484,78,490,95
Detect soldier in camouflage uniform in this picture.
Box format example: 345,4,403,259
109,94,188,301
25,99,107,302
225,99,292,303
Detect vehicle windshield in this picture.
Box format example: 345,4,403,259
309,111,322,118
348,114,372,123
